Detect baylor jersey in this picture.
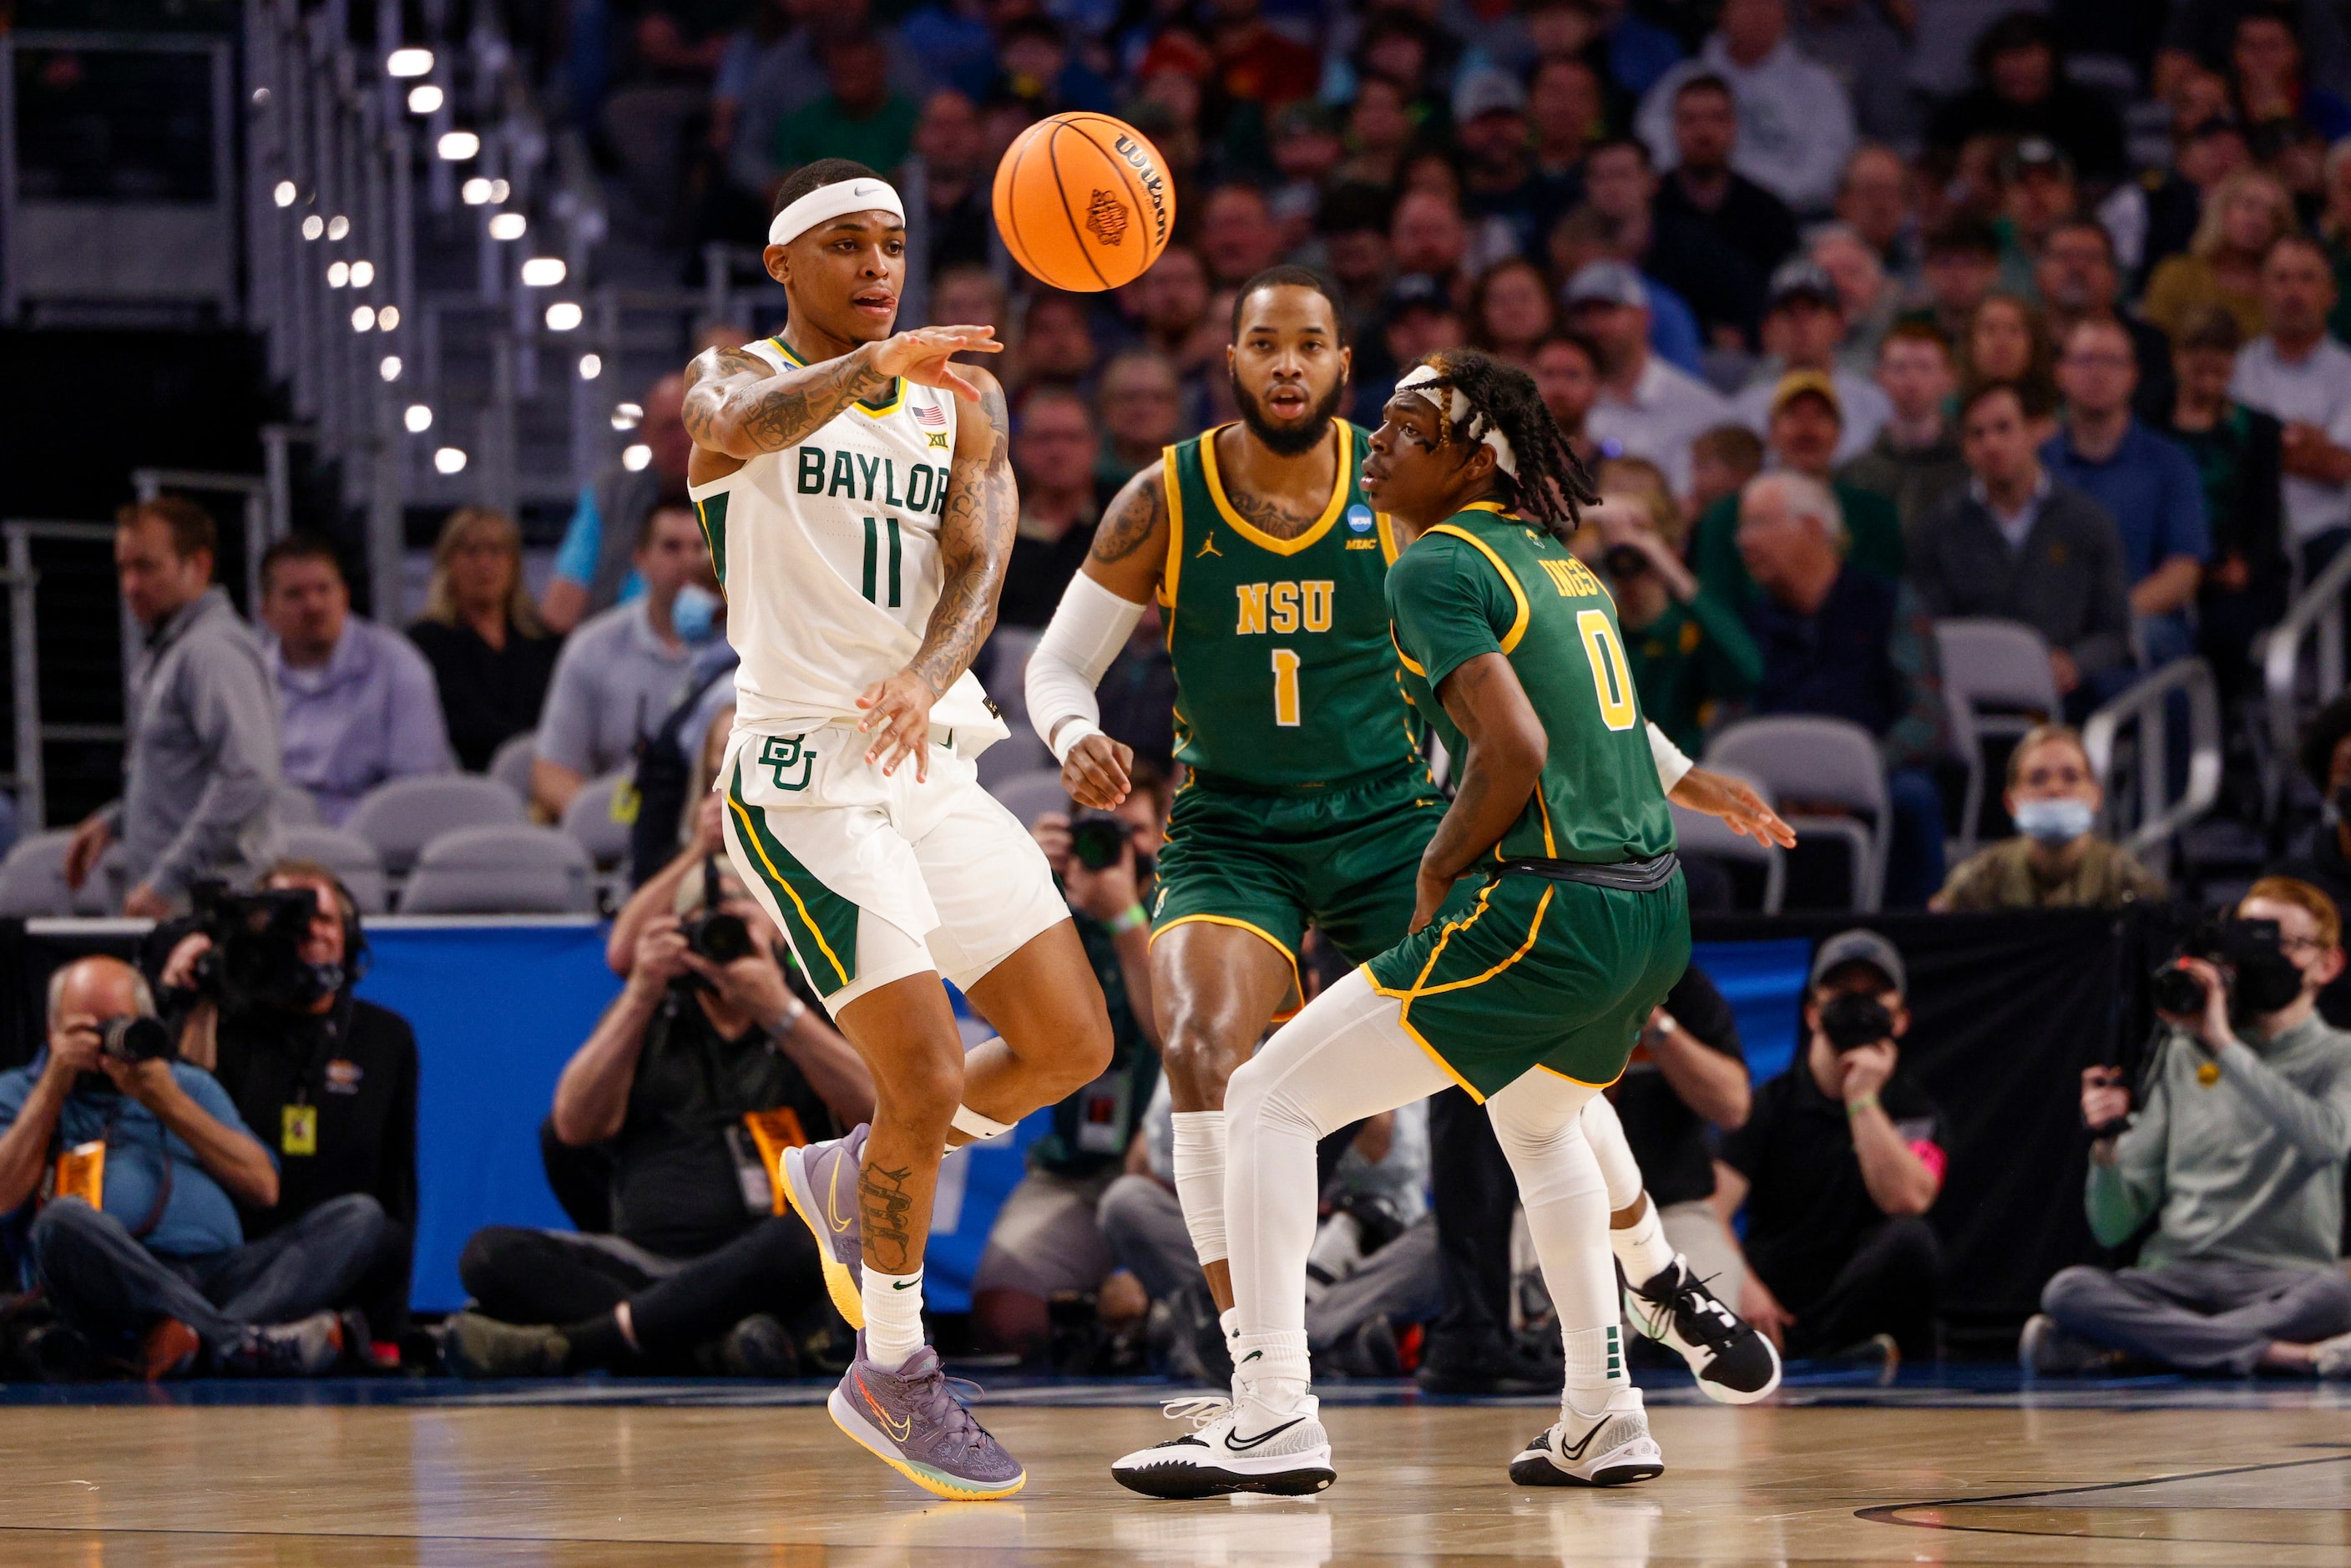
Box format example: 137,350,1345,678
1160,422,1423,789
1386,503,1675,865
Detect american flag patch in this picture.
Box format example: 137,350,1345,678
913,399,947,427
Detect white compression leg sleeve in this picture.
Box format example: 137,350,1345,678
1170,1111,1228,1269
1025,572,1146,761
1224,969,1454,1393
1486,1072,1626,1417
1579,1095,1646,1211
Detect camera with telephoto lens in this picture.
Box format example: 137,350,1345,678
2149,917,2303,1019
1818,992,1895,1053
187,880,342,1013
1602,544,1650,581
98,1014,173,1064
681,856,754,966
1069,812,1132,872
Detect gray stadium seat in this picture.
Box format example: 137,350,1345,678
1670,766,1785,914
560,771,635,869
990,767,1071,828
1706,716,1888,912
346,775,526,876
278,825,392,914
1934,618,2060,856
0,832,77,917
398,825,596,914
488,731,538,802
272,781,324,829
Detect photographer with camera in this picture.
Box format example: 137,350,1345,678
157,861,419,1358
446,807,875,1377
0,957,367,1378
2025,878,2351,1377
1714,929,1945,1367
965,775,1168,1362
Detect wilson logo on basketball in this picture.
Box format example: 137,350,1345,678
1086,190,1130,246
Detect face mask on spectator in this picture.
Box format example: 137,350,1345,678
673,584,720,645
2014,797,2093,847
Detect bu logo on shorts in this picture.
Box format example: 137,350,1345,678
761,734,815,792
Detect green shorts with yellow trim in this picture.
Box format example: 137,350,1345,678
1365,868,1689,1097
1150,764,1448,1006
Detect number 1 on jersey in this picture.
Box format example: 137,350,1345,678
1576,609,1638,731
1271,647,1302,727
861,517,902,608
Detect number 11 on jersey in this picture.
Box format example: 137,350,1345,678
1272,648,1302,726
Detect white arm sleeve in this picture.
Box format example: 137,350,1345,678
1648,721,1694,795
1026,572,1147,762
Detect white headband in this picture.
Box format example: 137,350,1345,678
769,177,907,247
1395,364,1517,478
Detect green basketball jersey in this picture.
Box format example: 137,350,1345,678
1160,422,1426,790
1386,503,1675,865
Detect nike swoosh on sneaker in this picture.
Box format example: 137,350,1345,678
857,1373,912,1441
1556,1418,1610,1461
1223,1417,1305,1453
824,1156,852,1234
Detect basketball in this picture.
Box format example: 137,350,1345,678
991,113,1175,293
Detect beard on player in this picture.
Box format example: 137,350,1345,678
1231,362,1347,458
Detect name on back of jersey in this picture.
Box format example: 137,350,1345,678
794,444,952,515
1234,580,1335,635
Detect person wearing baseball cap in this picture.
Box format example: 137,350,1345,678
1712,928,1945,1371
1728,258,1893,468
1574,260,1734,502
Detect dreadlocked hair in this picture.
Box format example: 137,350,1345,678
1412,347,1600,542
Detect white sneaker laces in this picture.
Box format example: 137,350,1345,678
1160,1394,1234,1430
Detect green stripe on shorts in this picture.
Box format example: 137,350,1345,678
725,757,860,994
695,492,729,591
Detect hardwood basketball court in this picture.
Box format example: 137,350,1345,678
0,1371,2343,1565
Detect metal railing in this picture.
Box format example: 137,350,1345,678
2,521,139,832
130,468,281,612
2082,656,2223,877
2257,540,2351,816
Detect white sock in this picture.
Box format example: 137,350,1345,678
1220,1307,1239,1346
1170,1110,1228,1268
1561,1323,1629,1420
1610,1196,1676,1290
1233,1329,1312,1414
862,1267,925,1371
946,1103,1012,1153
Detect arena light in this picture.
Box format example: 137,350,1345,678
489,179,511,203
544,301,583,331
349,260,376,288
519,256,565,287
433,446,468,474
351,305,377,331
301,215,324,240
461,177,493,205
377,305,401,331
380,355,402,382
437,130,480,162
610,402,643,431
272,180,298,208
326,260,350,288
486,212,526,240
406,84,443,115
622,443,652,472
404,403,433,432
326,215,350,241
578,353,602,381
387,48,433,78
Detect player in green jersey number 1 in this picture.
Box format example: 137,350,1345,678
1110,349,1745,1498
1028,271,1792,1404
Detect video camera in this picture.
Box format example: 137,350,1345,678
186,880,346,1013
2150,917,2303,1019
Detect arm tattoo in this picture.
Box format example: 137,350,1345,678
681,342,893,456
1090,471,1165,564
858,1161,918,1273
908,376,1015,695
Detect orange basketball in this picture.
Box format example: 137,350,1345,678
992,113,1175,293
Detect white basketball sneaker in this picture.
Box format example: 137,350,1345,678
1110,1394,1337,1500
1509,1388,1665,1488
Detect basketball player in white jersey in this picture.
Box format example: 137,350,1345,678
681,159,1112,1500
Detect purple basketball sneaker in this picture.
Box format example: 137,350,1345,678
781,1123,868,1327
829,1344,1027,1500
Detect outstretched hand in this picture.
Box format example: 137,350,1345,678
1669,766,1797,848
873,325,1002,402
